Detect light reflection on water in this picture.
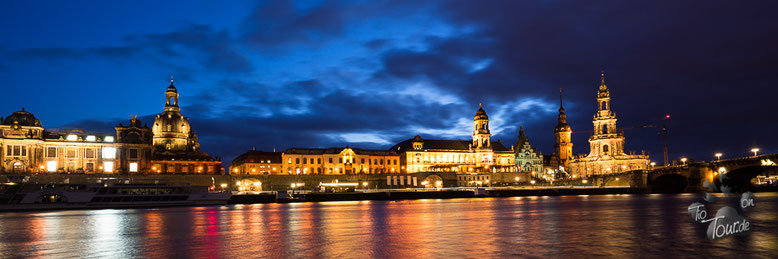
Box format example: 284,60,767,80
0,193,776,258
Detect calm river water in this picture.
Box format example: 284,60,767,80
1,193,777,258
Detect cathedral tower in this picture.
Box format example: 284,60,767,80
554,89,573,169
473,103,491,149
588,72,625,157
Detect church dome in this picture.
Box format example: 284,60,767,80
167,80,177,93
2,108,42,127
474,104,488,120
152,111,191,135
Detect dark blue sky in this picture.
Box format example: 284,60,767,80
1,0,777,165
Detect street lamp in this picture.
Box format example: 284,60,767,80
681,157,688,165
751,148,760,156
715,153,722,162
650,162,656,168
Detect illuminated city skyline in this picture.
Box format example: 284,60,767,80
1,1,776,165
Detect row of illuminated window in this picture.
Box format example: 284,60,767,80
153,164,216,173
42,147,140,159
288,167,396,174
45,161,138,173
45,147,115,159
412,153,513,164
5,145,27,157
64,135,114,142
248,159,273,163
287,157,399,165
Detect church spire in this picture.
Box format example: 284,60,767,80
556,89,568,125
599,70,608,92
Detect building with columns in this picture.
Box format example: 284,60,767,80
568,73,649,177
281,147,400,175
0,109,152,174
392,104,516,173
0,79,222,174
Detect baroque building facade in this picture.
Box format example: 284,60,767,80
0,79,222,174
568,73,649,177
0,109,152,173
392,104,516,173
514,126,543,173
150,79,222,174
281,147,400,175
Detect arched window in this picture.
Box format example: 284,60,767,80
601,101,607,110
602,125,608,134
603,145,609,154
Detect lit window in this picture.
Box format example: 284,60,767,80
104,136,114,142
47,161,57,172
66,135,77,141
86,135,96,141
103,161,114,172
129,163,138,172
102,147,116,159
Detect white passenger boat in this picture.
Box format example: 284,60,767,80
0,182,232,211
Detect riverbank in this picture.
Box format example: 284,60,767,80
230,185,778,204
229,187,643,204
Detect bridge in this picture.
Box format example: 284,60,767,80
587,153,778,192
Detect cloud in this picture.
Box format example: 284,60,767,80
9,24,252,74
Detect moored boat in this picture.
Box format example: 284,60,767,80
0,182,231,211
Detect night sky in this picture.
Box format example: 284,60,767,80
1,1,777,166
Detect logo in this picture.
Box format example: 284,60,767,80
687,172,755,241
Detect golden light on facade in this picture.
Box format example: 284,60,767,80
530,180,536,184
582,179,588,184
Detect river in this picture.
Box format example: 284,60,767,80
1,193,776,258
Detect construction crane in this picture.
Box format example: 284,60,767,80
572,115,671,165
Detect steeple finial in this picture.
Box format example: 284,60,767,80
601,70,605,84
559,88,564,108
599,70,608,92
479,103,482,108
170,76,174,83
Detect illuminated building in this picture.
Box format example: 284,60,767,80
0,109,150,173
229,150,282,174
282,147,400,175
392,104,516,173
150,79,222,174
568,73,649,177
550,89,573,170
514,126,543,173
